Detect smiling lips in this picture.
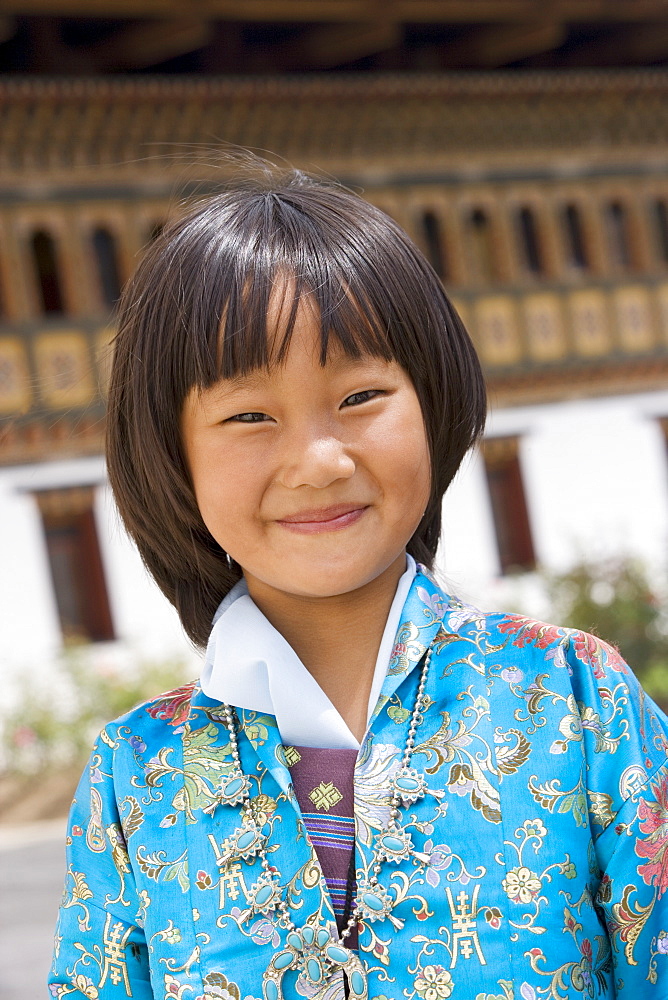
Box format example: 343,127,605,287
276,503,368,533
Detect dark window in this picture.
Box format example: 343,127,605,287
653,200,668,264
517,206,544,275
92,227,122,307
483,438,536,574
31,230,65,314
467,208,496,283
420,210,447,279
36,487,115,643
605,201,633,270
563,204,589,270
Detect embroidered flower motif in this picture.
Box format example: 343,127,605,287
146,682,195,727
164,974,194,998
560,861,577,879
72,976,99,999
201,972,241,1000
422,839,452,888
656,932,668,954
196,870,213,890
636,772,668,897
498,616,565,649
500,666,524,684
249,916,280,947
445,604,486,631
483,906,503,929
251,794,277,822
502,867,543,904
417,587,447,618
447,762,475,797
521,819,547,840
414,965,454,1000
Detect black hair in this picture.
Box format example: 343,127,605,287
107,163,486,646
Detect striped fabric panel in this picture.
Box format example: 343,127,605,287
301,813,355,849
287,745,358,938
300,813,355,920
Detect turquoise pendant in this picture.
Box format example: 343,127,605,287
247,873,281,915
355,880,394,922
217,820,267,865
392,766,427,806
374,825,413,864
217,769,252,806
262,924,368,999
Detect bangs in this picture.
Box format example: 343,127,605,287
217,272,395,382
174,189,400,391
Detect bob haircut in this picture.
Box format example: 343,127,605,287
107,164,487,647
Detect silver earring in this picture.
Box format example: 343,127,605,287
225,552,234,570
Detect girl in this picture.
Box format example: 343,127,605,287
50,164,668,1000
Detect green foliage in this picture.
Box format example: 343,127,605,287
1,650,189,775
544,558,668,709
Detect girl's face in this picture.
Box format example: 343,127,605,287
181,295,431,603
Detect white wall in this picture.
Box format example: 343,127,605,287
437,388,668,616
0,457,198,702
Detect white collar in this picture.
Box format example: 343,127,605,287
201,555,417,750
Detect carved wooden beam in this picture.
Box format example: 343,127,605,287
6,1,668,24
254,20,402,70
85,18,213,70
558,20,668,66
442,20,567,67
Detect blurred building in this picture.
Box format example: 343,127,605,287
1,5,668,667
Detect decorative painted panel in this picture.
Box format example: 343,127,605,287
34,330,95,409
614,286,655,353
474,296,521,367
0,337,31,414
523,293,566,362
569,289,611,357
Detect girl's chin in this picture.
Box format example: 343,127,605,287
247,558,400,600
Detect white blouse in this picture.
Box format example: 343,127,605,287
200,555,416,750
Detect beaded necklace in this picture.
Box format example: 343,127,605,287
217,647,433,1000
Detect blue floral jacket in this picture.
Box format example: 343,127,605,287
49,569,668,999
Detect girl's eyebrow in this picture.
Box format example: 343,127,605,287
211,354,390,397
207,370,272,397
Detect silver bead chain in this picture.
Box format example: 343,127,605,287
220,645,432,945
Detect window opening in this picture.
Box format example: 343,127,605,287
420,210,447,279
31,230,65,314
517,206,544,275
653,200,668,264
92,227,122,307
563,204,589,270
35,487,115,643
483,438,536,574
467,208,496,283
605,201,633,270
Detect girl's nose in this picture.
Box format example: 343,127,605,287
278,432,356,490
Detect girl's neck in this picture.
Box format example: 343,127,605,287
244,553,407,742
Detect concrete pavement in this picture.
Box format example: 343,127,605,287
0,820,66,1000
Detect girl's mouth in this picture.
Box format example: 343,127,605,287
276,504,368,534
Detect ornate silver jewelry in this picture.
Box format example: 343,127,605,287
218,647,433,998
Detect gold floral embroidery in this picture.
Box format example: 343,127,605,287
308,781,343,811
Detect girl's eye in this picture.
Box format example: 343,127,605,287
342,389,383,407
226,412,270,423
